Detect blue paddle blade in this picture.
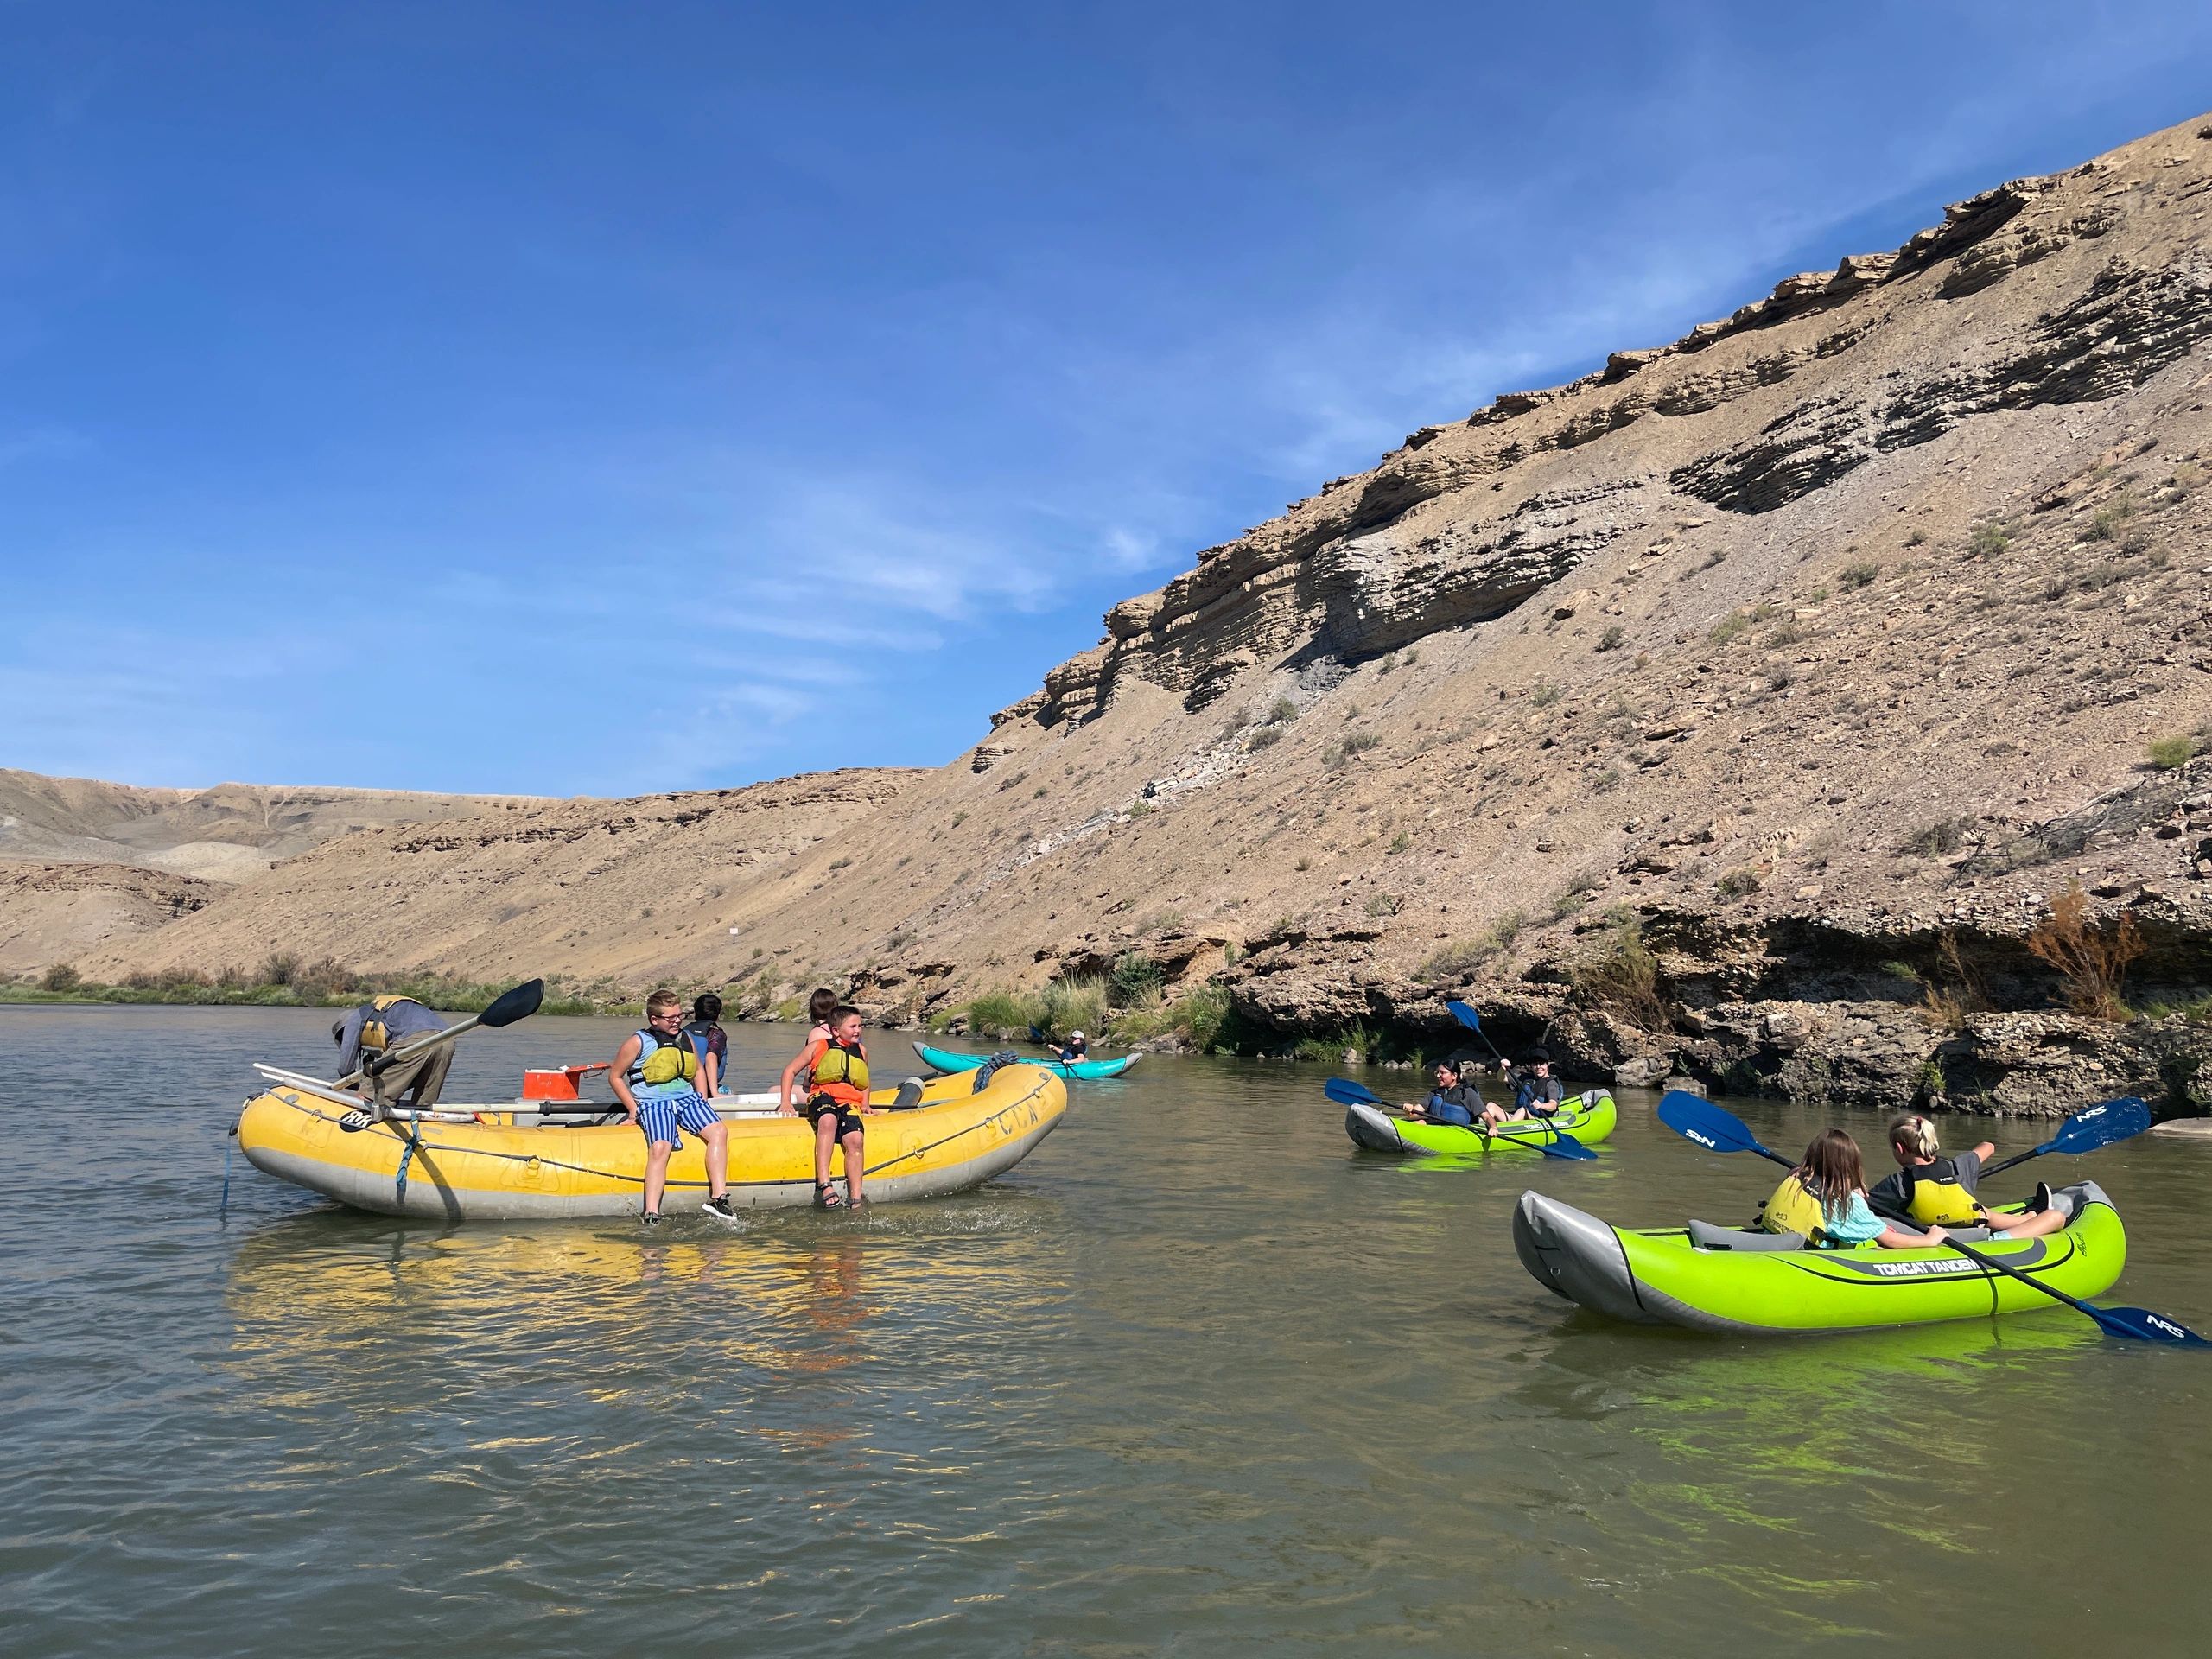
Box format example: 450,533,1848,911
1324,1077,1387,1109
1657,1090,1760,1154
2094,1305,2211,1344
1446,1000,1481,1030
1541,1132,1598,1161
2050,1095,2152,1154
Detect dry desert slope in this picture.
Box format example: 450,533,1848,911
31,112,2212,1113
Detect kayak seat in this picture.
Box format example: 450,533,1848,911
1687,1220,1806,1252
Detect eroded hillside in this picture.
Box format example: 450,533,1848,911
35,113,2212,1112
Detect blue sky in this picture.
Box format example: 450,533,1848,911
4,2,2211,797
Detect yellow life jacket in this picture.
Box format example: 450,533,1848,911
811,1038,870,1097
1900,1157,1986,1226
631,1030,699,1088
1755,1173,1832,1240
358,995,416,1054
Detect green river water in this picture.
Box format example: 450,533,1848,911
3,1003,2208,1656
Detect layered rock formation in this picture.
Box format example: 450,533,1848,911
22,113,2212,1114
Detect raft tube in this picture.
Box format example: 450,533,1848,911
236,1065,1066,1221
912,1039,1139,1081
1343,1090,1618,1155
1511,1180,2125,1335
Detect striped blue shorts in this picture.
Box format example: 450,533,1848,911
636,1088,719,1146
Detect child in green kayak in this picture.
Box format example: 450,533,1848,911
1402,1060,1483,1128
1870,1114,2069,1240
1757,1129,1945,1248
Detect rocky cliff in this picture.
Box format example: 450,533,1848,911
27,113,2212,1115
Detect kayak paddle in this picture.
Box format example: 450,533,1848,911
1656,1090,1795,1169
1445,1000,1510,1065
1981,1096,2152,1177
1938,1235,2207,1345
1325,1077,1596,1160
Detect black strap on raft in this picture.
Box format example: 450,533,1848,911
396,1113,425,1205
971,1050,1021,1092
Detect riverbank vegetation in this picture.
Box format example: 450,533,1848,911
937,970,1232,1052
10,959,606,1015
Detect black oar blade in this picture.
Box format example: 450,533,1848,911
1325,1077,1387,1108
2094,1305,2211,1345
480,978,545,1029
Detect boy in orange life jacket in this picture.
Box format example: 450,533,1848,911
779,1003,874,1208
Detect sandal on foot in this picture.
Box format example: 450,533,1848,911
815,1181,845,1209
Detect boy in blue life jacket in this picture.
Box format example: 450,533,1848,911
611,988,734,1224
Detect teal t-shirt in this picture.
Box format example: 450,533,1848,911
1820,1190,1885,1244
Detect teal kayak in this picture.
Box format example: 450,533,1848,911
912,1040,1140,1081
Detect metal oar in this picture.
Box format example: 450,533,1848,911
1325,1077,1596,1160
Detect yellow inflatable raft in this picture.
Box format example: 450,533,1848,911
235,1066,1067,1221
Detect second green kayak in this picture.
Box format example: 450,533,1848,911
1343,1089,1618,1154
912,1040,1141,1081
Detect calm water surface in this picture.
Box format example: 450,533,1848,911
3,1003,2209,1656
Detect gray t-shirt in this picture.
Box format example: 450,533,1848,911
1870,1148,1982,1214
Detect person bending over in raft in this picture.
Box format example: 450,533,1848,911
332,994,452,1108
1868,1112,2068,1240
612,989,734,1225
683,992,728,1098
779,1003,874,1208
1757,1128,1949,1248
1402,1060,1484,1126
1479,1049,1565,1128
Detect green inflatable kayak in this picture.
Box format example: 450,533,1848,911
912,1040,1140,1081
1512,1181,2126,1336
1342,1090,1618,1154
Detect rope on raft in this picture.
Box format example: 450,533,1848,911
277,1081,1046,1195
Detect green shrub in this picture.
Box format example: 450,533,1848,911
1573,911,1668,1030
1596,625,1626,652
1041,975,1109,1036
1714,868,1762,899
1247,725,1283,751
1968,519,2014,556
2148,734,2196,770
1268,696,1299,724
1529,682,1564,708
1900,815,1975,856
1840,561,1881,589
1364,893,1403,918
40,963,82,993
1387,830,1411,855
1708,613,1750,646
1109,951,1166,1007
965,988,1049,1039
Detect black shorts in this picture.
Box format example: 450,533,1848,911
808,1096,864,1139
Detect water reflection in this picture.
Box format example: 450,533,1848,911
10,1007,2212,1657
